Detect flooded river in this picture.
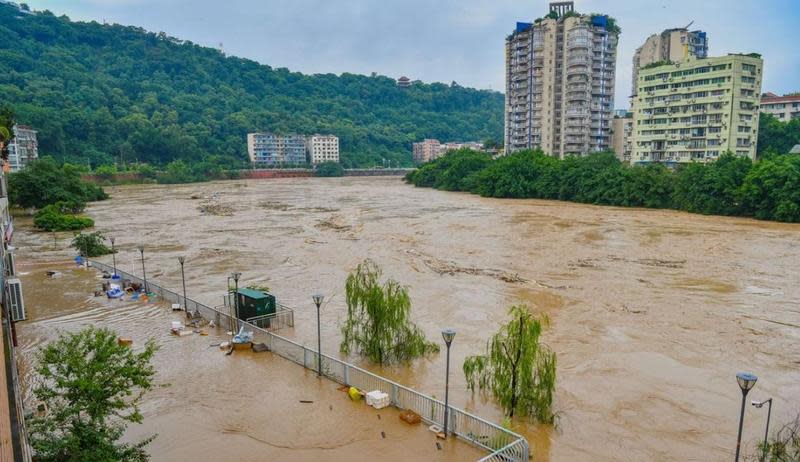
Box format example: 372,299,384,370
14,176,800,461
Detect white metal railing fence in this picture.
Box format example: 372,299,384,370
88,260,530,461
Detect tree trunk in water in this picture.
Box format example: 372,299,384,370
508,313,525,418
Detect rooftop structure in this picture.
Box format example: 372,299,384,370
631,26,708,99
632,54,763,164
397,76,412,88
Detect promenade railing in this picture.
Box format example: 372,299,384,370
89,260,530,461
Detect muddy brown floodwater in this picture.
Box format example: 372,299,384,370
13,176,800,461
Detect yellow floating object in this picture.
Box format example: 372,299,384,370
348,387,361,401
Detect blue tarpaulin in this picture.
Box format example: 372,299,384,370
591,15,608,28
516,22,533,33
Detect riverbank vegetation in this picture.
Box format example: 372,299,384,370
27,326,157,461
340,259,439,365
464,305,556,422
71,232,113,257
0,2,502,169
8,157,107,231
406,149,800,223
315,161,344,177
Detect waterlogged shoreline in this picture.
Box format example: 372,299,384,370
15,177,800,461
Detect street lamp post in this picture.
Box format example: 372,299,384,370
109,237,117,277
136,244,147,294
178,256,188,317
230,272,241,332
735,372,758,462
312,294,324,377
441,329,456,439
752,398,773,462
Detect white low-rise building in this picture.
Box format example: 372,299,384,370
307,135,339,164
7,125,38,172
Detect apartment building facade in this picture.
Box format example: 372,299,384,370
631,28,708,99
760,92,800,121
504,2,619,158
6,125,38,172
412,139,441,164
611,112,633,163
307,135,339,164
632,54,763,164
247,133,310,166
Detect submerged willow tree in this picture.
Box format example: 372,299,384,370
340,259,439,365
463,305,557,422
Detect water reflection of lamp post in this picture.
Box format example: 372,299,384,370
752,398,773,462
136,244,147,293
109,237,117,277
441,328,456,439
312,293,324,377
178,256,188,317
735,372,758,462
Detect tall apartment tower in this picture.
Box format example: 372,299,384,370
631,27,708,99
632,54,762,164
504,2,619,157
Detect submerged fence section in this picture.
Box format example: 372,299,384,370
89,260,530,462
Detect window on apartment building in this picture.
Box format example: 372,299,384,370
739,114,753,122
740,89,754,97
709,126,722,133
708,139,721,146
740,102,755,110
712,64,727,72
710,90,725,96
738,125,751,133
741,76,755,84
742,63,756,72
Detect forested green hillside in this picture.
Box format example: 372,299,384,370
0,2,504,167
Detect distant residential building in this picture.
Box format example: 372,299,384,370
6,125,38,172
247,133,308,166
307,135,339,164
790,144,800,154
412,139,486,163
397,76,412,88
611,112,633,163
631,27,708,99
760,92,800,121
632,54,763,164
412,139,441,163
504,2,619,157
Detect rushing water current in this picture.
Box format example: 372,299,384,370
14,176,800,461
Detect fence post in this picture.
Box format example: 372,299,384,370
343,364,349,386
391,383,398,406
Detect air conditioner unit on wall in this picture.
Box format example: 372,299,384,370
6,277,25,322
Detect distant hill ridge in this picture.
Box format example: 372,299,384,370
0,2,504,167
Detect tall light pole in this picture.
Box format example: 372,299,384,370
752,398,773,462
178,256,188,317
312,293,324,377
109,236,117,278
136,244,147,294
441,328,456,439
735,372,758,462
230,272,241,332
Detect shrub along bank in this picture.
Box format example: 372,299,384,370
405,149,800,223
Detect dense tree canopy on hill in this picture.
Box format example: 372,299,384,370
0,2,503,168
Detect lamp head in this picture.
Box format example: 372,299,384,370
178,255,185,264
441,328,456,346
109,236,115,245
736,372,758,392
136,244,145,253
230,272,241,282
312,293,324,307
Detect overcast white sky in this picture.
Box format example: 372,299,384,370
25,0,800,109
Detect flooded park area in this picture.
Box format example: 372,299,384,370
12,176,800,461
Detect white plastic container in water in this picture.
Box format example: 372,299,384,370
171,321,184,331
366,390,390,409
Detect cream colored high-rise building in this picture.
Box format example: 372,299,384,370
504,2,619,158
307,135,339,164
611,112,633,163
632,54,763,164
631,27,708,99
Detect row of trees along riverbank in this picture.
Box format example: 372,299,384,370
405,149,800,223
